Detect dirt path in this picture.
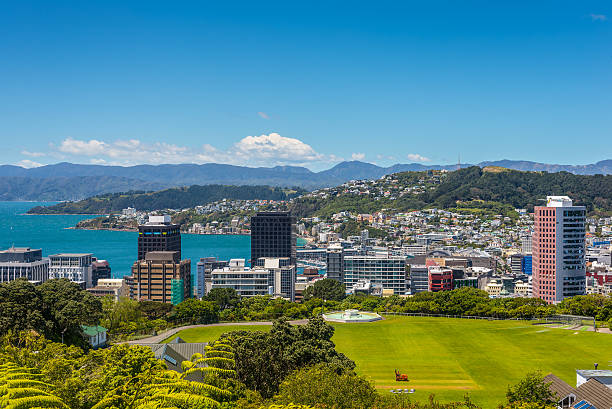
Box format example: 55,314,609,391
124,320,309,344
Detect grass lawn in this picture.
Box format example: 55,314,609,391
163,325,271,343
166,316,612,408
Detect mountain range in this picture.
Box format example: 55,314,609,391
1,159,611,201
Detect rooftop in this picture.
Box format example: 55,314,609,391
0,247,39,254
49,253,93,257
546,195,573,207
577,369,612,377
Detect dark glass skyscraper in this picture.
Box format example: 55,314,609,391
137,215,181,260
250,211,296,265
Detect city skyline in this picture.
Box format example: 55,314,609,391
1,1,611,170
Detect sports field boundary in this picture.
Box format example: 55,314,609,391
380,312,610,333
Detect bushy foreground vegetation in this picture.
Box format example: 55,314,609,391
0,279,607,407
0,322,559,409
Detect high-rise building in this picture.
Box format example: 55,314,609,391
195,257,228,298
48,253,93,288
0,247,49,283
343,254,409,295
532,196,586,304
326,243,344,282
137,215,181,261
128,251,191,304
250,211,296,265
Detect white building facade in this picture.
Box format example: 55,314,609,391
49,253,93,288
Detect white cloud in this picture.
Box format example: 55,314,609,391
232,133,324,164
257,111,270,119
351,152,365,161
407,153,431,162
16,159,43,168
21,150,46,157
590,13,607,21
59,137,108,156
40,133,327,167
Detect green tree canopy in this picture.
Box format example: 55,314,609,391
205,288,240,310
173,299,220,324
505,371,556,406
275,364,377,409
0,278,102,347
223,317,355,399
303,279,346,301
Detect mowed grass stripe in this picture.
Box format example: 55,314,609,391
167,316,612,408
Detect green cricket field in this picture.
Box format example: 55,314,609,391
164,316,612,407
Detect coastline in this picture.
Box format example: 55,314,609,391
22,213,105,216
66,226,137,232
67,226,252,235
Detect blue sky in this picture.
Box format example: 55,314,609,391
1,1,610,170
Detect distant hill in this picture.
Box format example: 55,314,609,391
27,185,305,214
290,166,612,218
0,176,168,201
420,166,612,212
1,159,612,200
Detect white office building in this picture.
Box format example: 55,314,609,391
49,253,93,288
211,258,296,301
343,254,409,295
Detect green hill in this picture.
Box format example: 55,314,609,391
290,166,612,217
27,184,304,214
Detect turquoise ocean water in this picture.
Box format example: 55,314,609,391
0,202,252,278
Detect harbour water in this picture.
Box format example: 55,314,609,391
0,201,251,278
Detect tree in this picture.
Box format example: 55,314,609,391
173,299,219,324
205,288,240,310
0,279,49,337
275,364,377,409
506,372,556,406
101,297,141,333
138,300,173,320
0,278,103,347
226,317,355,398
38,279,103,346
303,279,346,301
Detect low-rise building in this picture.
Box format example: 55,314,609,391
87,278,129,301
428,266,453,292
92,258,111,287
195,257,229,298
409,265,428,294
211,259,270,298
254,257,296,301
211,258,297,301
82,325,107,349
0,247,49,283
49,253,93,288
